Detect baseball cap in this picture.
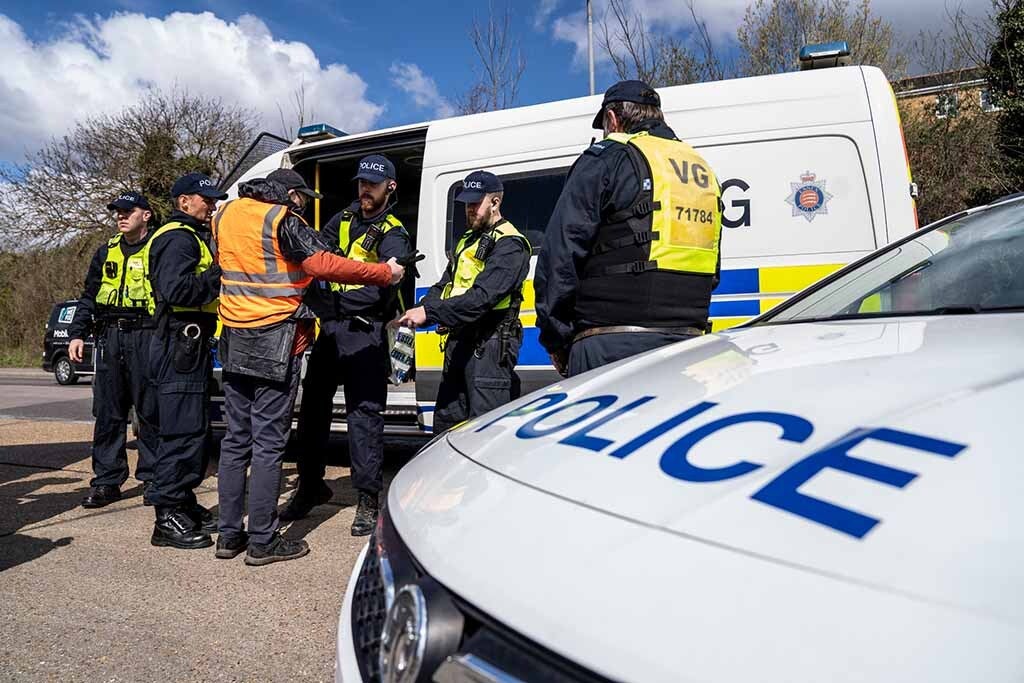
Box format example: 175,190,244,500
591,79,662,129
170,172,228,200
106,191,151,212
352,154,396,183
455,170,503,203
267,168,323,199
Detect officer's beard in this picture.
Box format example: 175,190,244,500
360,193,387,216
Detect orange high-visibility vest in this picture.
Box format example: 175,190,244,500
212,198,313,328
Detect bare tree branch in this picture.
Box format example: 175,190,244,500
457,1,527,114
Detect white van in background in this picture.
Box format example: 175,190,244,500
225,57,917,434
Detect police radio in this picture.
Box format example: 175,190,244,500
475,231,496,260
360,222,384,253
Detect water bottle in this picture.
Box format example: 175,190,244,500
388,325,415,385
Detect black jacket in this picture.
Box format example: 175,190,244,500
535,119,721,353
148,210,221,321
420,220,531,331
304,201,412,321
68,232,151,340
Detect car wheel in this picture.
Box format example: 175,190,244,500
54,355,78,385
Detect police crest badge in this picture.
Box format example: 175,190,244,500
785,171,833,222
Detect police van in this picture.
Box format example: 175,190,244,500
226,51,917,434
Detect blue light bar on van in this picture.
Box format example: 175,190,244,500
297,123,347,142
798,41,851,70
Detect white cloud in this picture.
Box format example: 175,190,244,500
534,0,561,30
547,0,991,69
389,61,455,119
0,11,384,160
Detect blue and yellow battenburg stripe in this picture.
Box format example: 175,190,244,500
413,263,843,371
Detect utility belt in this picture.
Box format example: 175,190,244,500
96,312,154,332
573,324,705,344
441,309,522,365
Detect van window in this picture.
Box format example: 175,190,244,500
445,168,569,253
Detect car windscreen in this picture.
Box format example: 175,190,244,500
756,199,1024,324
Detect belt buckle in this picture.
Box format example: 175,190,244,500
116,318,132,331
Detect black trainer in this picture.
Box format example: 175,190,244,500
82,485,121,509
215,532,249,560
184,501,217,534
350,491,380,537
279,481,333,523
244,533,309,566
151,507,213,550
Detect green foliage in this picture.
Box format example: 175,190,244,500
988,0,1024,189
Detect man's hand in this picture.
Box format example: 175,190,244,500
550,348,569,377
69,339,85,363
385,257,406,285
397,306,428,329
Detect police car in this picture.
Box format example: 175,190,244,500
335,194,1024,682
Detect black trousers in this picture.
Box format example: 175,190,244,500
433,324,522,435
218,354,302,545
567,331,696,376
90,325,158,487
146,325,212,509
295,319,389,495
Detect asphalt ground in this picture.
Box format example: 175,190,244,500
0,369,424,682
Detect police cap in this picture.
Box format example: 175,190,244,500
170,172,228,200
455,170,503,203
106,191,151,212
591,79,662,129
352,154,396,183
267,168,323,199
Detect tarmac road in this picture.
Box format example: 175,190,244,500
0,368,425,682
0,368,94,422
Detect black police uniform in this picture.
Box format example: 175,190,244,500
146,209,221,514
295,202,412,497
69,234,158,493
535,118,721,375
421,223,531,434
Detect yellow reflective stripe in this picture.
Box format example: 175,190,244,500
415,330,446,370
711,317,748,331
220,269,307,284
758,264,843,294
759,297,787,313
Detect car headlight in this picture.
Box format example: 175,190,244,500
379,578,463,683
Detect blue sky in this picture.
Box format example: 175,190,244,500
0,0,990,161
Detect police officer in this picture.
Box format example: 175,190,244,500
143,172,225,550
536,80,723,376
71,191,159,508
283,155,412,537
213,169,403,563
398,170,530,435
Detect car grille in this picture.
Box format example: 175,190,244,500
349,510,614,683
351,545,389,682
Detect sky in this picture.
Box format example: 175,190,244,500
0,0,991,164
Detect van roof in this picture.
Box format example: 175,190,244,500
286,65,884,159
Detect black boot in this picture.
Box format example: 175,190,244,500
82,485,121,509
151,507,213,550
350,491,380,537
183,501,217,534
244,532,309,566
279,480,333,523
